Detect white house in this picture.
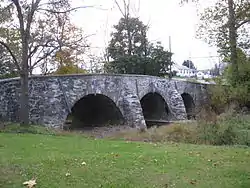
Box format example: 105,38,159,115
172,63,196,77
196,71,205,79
196,70,214,79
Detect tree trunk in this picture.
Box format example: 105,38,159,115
127,18,132,56
228,0,238,85
20,40,29,126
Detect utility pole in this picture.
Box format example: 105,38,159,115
189,51,191,69
169,36,172,79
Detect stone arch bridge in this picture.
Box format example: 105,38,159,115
0,74,208,130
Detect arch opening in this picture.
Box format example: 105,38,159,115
140,92,170,127
181,93,195,120
66,94,124,130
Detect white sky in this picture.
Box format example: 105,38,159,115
69,0,219,70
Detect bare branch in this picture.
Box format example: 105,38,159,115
31,46,60,69
126,0,130,17
38,5,106,14
114,0,126,17
12,0,25,36
28,39,53,59
236,19,250,29
26,0,42,33
0,41,20,71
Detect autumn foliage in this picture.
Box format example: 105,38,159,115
53,49,87,75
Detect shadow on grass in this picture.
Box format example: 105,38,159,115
0,123,91,138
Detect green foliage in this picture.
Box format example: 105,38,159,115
149,42,173,76
228,50,250,103
0,123,57,135
208,48,250,112
0,28,21,77
104,55,148,74
108,17,148,58
194,0,250,56
207,84,231,114
0,0,89,75
106,17,172,76
54,65,87,75
210,63,220,76
196,119,238,146
0,72,19,79
182,60,196,69
110,113,250,147
53,49,87,75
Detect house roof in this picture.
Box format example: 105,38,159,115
172,63,195,71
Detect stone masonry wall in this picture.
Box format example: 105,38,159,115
0,74,209,128
173,80,210,113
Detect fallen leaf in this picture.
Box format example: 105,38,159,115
213,162,218,167
114,154,120,157
23,178,36,188
190,179,197,185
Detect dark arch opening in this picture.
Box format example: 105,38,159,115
140,92,170,127
66,94,124,130
181,93,195,120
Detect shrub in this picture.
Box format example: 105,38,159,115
0,123,57,135
107,123,197,143
207,84,231,114
108,113,250,147
206,49,250,115
196,120,237,145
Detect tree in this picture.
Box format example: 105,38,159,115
181,0,250,85
210,63,220,76
0,0,92,126
0,7,21,78
108,17,148,59
0,29,19,78
182,60,196,69
149,42,173,76
53,49,87,75
220,48,250,107
0,2,90,75
31,10,90,75
106,16,172,76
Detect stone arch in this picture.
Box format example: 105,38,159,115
138,80,187,121
66,94,125,129
140,92,170,126
181,92,196,119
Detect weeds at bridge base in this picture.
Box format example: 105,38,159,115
1,110,250,147
108,112,250,147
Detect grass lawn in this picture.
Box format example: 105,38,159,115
0,133,250,188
